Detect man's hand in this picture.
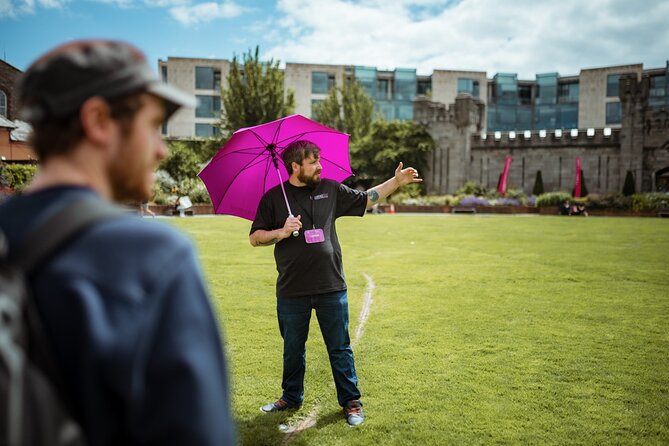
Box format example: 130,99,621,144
282,214,302,238
394,162,422,187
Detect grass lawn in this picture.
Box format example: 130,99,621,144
169,214,669,445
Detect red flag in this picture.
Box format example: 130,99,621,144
574,157,582,198
498,156,513,196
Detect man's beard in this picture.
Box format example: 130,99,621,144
298,170,321,188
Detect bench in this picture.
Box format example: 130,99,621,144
451,206,476,214
657,209,669,218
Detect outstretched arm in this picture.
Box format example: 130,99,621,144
366,162,422,209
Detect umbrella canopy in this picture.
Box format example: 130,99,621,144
198,114,353,221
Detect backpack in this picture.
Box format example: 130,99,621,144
0,198,124,446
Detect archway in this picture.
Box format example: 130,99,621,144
656,166,669,192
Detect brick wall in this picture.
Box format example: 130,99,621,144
0,60,23,120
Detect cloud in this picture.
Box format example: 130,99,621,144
0,0,67,18
169,1,247,26
143,0,190,6
265,0,669,78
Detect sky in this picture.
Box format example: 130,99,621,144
1,0,668,79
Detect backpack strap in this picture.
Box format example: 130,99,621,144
6,197,127,441
11,198,126,272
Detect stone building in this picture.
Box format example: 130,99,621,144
416,68,669,195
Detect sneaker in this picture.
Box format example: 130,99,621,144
344,400,364,426
260,398,300,413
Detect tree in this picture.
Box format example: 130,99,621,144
532,170,544,195
350,120,434,192
220,46,295,135
313,79,373,143
580,169,589,197
622,170,636,196
160,141,203,182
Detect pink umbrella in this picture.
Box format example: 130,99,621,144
198,114,353,221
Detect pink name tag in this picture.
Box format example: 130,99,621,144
304,228,325,244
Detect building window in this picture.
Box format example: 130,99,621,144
558,82,579,104
518,85,532,105
417,79,431,96
195,123,220,137
312,72,333,94
394,69,416,101
195,95,221,118
605,102,621,125
0,90,6,117
377,79,389,100
457,78,479,98
195,67,220,90
354,66,378,99
607,74,621,97
649,74,667,110
649,74,666,97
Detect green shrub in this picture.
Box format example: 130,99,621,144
532,170,544,196
622,171,635,196
4,164,38,192
585,193,632,210
160,141,204,182
581,170,589,197
630,193,669,211
178,178,212,204
387,183,422,204
456,181,487,196
505,188,528,203
536,191,572,208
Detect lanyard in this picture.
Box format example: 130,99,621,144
288,187,317,229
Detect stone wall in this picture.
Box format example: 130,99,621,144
417,76,669,195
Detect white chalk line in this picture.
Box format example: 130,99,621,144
282,272,375,442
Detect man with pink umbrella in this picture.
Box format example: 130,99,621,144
250,139,421,426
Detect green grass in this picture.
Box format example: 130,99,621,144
168,215,669,445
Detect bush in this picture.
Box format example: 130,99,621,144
630,193,669,211
387,183,422,204
178,178,212,204
457,195,490,207
492,197,522,206
4,163,38,192
585,193,632,210
622,171,635,196
532,170,544,196
456,181,487,197
536,191,572,208
160,141,204,182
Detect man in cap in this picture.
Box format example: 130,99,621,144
0,40,235,444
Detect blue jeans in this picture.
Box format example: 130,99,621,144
277,290,361,407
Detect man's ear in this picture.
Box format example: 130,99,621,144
291,160,301,174
79,97,113,146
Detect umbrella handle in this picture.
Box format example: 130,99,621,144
275,166,299,237
288,213,299,237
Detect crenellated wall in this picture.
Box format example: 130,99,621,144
417,79,669,195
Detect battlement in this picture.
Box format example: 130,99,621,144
472,127,620,149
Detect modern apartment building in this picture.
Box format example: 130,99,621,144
158,56,668,138
158,57,230,138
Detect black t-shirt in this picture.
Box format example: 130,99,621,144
250,179,367,298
